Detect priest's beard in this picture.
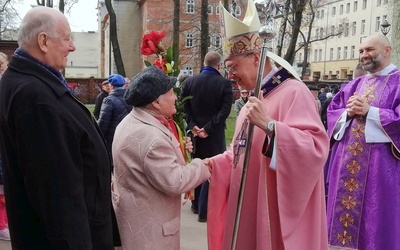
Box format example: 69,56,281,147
361,53,384,72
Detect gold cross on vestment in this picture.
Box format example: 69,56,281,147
272,75,282,85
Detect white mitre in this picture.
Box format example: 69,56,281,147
219,0,261,59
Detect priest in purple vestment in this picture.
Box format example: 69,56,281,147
326,33,400,250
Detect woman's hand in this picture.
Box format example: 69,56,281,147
185,136,193,153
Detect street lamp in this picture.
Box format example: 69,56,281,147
380,19,391,36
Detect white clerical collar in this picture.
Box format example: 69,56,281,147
261,65,279,85
369,63,397,76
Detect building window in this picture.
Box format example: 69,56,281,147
361,20,365,34
186,0,195,14
330,25,335,36
184,66,194,76
346,3,350,13
208,35,212,48
320,28,324,38
338,24,343,37
354,1,358,11
337,47,341,60
319,49,322,61
344,23,349,37
351,45,355,58
362,0,367,9
321,9,324,19
332,6,336,16
375,16,381,32
340,5,343,14
344,46,348,59
315,29,319,39
207,5,213,14
377,0,381,6
229,5,242,16
186,33,194,48
330,48,333,60
235,6,242,16
216,5,220,15
383,0,388,4
215,35,221,47
316,10,320,18
314,49,318,62
352,21,357,35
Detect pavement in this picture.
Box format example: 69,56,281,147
0,198,208,250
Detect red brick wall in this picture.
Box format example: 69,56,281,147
67,77,107,104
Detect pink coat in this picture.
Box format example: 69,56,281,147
208,79,329,250
112,107,210,249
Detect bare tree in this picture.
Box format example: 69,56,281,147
173,0,180,70
200,0,209,66
0,0,22,39
104,0,125,76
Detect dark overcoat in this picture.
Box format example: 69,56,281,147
0,53,118,249
181,68,233,158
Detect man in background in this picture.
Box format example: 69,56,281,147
181,51,232,222
93,80,111,120
308,85,322,116
98,74,131,152
0,7,119,249
234,88,249,116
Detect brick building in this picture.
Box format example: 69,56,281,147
99,0,249,77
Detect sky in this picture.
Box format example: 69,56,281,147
15,0,99,32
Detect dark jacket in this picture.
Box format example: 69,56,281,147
181,67,233,158
93,90,109,120
0,53,119,249
97,88,131,151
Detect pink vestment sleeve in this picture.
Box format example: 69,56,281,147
207,148,233,250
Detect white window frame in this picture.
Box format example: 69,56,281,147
352,21,357,36
186,0,195,14
361,20,365,34
186,33,194,48
207,5,213,15
375,16,381,32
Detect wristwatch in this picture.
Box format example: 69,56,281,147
267,120,275,135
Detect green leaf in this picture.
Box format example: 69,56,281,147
166,46,173,63
144,60,152,67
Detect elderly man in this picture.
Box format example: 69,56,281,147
93,80,111,120
181,51,232,222
205,0,329,249
325,34,400,249
0,7,119,249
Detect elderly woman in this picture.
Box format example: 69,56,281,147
111,66,210,249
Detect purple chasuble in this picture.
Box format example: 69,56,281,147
326,68,400,249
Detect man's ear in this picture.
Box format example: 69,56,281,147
384,45,392,58
252,52,260,66
38,32,49,53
